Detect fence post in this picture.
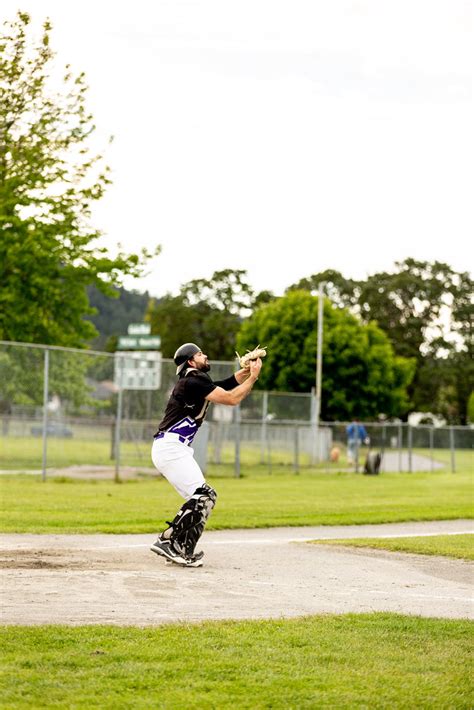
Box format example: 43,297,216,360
354,434,360,473
380,422,386,473
314,282,324,462
267,421,273,474
114,354,123,483
110,420,115,460
408,424,413,473
450,426,456,473
429,426,434,472
260,391,268,464
398,423,403,472
41,348,49,482
293,424,299,474
234,405,241,478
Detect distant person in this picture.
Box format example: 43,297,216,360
150,343,262,567
346,419,369,464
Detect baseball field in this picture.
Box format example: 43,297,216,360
1,465,473,708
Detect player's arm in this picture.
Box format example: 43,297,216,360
213,368,250,389
234,368,252,384
206,359,261,406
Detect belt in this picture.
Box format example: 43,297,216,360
154,432,190,445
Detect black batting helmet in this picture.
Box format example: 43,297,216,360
174,342,201,375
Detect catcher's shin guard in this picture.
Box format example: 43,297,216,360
162,483,217,557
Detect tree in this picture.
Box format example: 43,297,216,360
147,269,263,360
147,294,220,358
237,290,415,421
0,344,97,410
286,259,473,422
467,391,474,424
356,260,465,359
86,285,150,350
0,12,158,347
183,269,255,315
358,260,473,422
286,269,358,311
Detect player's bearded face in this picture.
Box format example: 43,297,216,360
199,356,211,373
192,352,210,372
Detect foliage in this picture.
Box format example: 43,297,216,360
147,269,266,360
358,259,461,360
288,260,471,359
86,285,150,350
0,345,102,408
287,268,358,310
468,391,474,424
0,12,157,347
183,268,255,315
237,290,415,420
286,259,473,422
415,353,474,424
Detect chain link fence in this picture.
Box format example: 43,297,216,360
0,341,472,478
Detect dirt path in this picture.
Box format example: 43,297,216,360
1,520,472,626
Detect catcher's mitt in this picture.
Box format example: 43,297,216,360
236,345,267,369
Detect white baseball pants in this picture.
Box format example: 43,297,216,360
151,433,205,499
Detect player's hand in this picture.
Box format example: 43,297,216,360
249,357,262,380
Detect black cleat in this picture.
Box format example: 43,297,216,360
185,550,204,567
150,539,189,566
151,539,204,567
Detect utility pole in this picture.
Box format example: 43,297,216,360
314,282,325,461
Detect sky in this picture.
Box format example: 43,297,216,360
3,0,473,298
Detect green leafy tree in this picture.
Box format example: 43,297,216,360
0,345,94,410
287,260,471,360
86,285,150,350
147,294,218,358
357,260,463,359
286,269,358,311
0,12,158,347
147,269,263,360
183,269,255,315
287,259,473,422
237,290,415,420
467,391,474,424
358,260,473,422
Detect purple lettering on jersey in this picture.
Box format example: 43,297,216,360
168,417,198,443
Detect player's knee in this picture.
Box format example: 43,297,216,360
194,483,217,508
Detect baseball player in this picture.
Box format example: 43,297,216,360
150,342,262,567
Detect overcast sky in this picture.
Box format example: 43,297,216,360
3,0,473,298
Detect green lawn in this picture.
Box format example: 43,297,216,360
311,534,474,560
1,434,472,472
0,435,131,470
1,615,472,709
0,470,472,533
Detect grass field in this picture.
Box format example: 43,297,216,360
0,470,472,533
311,534,474,560
1,614,472,709
1,433,472,472
2,452,472,708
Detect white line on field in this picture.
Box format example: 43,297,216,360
41,530,474,551
1,531,472,551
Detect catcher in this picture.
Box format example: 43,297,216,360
150,343,265,567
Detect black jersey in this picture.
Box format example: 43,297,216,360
154,368,238,444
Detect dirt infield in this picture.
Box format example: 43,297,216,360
1,520,472,626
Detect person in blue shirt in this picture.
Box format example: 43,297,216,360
346,419,369,464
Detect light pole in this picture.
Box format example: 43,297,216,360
314,282,325,461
